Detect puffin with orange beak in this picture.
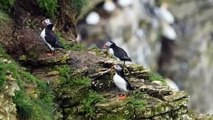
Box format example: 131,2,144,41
40,19,63,56
112,64,134,100
103,41,131,66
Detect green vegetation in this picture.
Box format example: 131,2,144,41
56,64,104,118
0,0,15,11
127,92,146,110
37,0,58,18
0,11,10,25
149,72,165,83
57,32,86,51
81,90,104,117
0,46,55,120
0,61,6,87
70,0,88,13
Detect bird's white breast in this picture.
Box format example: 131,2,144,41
40,29,55,51
108,48,114,55
162,24,177,40
113,73,128,92
40,29,46,40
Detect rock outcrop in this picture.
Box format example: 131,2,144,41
0,0,213,119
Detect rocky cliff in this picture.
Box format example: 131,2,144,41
76,0,213,114
0,0,213,120
0,43,212,119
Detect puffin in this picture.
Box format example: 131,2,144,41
40,19,64,56
117,0,133,8
113,64,134,100
103,0,116,12
162,22,177,41
103,41,131,66
154,3,175,25
85,11,100,25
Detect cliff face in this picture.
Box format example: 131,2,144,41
0,0,212,120
0,45,201,120
76,0,213,114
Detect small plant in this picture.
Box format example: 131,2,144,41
0,46,55,120
149,73,165,82
70,0,88,13
127,92,146,110
56,32,86,51
13,70,55,120
37,0,58,18
0,61,6,87
0,11,11,25
81,90,104,117
56,65,72,80
0,0,15,11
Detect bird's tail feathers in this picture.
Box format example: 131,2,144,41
55,42,64,49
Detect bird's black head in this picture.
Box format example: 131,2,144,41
103,40,116,48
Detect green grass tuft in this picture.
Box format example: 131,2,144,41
0,0,15,11
56,32,86,51
70,0,88,13
81,90,104,117
127,92,146,110
0,46,55,120
149,73,165,82
0,11,11,25
37,0,58,18
0,62,6,87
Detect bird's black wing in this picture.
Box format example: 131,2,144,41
113,46,131,61
45,30,63,48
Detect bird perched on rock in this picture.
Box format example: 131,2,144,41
113,64,134,100
103,41,131,66
40,19,64,56
162,22,177,41
103,0,116,12
154,3,175,25
117,0,133,8
85,11,100,25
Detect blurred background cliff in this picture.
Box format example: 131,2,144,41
76,0,213,114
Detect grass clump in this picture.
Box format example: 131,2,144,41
37,0,58,18
0,11,11,25
56,64,104,118
70,0,88,13
81,90,104,117
149,72,165,83
0,46,55,120
0,61,6,87
0,0,15,11
56,32,86,51
13,70,55,120
127,92,146,110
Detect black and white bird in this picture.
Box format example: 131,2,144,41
154,3,175,25
103,0,116,12
113,64,134,100
40,19,63,56
85,11,100,25
103,41,131,65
